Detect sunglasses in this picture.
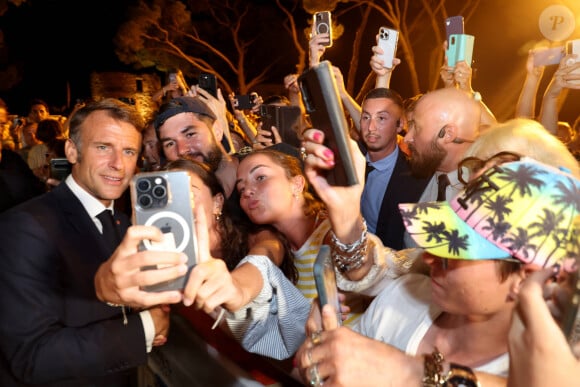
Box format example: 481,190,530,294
457,151,522,185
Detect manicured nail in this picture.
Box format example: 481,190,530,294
313,132,322,142
323,149,334,159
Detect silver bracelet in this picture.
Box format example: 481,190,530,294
330,219,367,254
330,219,369,273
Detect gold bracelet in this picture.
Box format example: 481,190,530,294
423,347,446,387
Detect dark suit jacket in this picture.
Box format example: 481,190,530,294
372,150,431,250
0,182,146,386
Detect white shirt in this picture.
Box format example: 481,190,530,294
354,274,509,377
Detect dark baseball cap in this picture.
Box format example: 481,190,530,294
153,96,216,131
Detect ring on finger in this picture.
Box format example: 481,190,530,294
307,348,314,367
309,363,322,386
311,330,323,345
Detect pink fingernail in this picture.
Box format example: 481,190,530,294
323,149,334,159
313,132,322,142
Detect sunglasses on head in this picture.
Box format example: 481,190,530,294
457,151,522,185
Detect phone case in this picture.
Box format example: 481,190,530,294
447,33,475,67
131,170,197,292
259,105,302,148
566,39,580,85
313,245,341,325
445,16,464,42
378,27,399,68
233,94,256,110
198,73,217,98
298,60,358,186
49,158,72,181
533,46,565,67
314,11,332,47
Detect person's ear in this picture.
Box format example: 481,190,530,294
64,139,78,164
291,175,306,197
509,263,539,300
213,192,225,217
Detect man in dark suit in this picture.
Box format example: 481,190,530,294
359,88,430,250
0,99,172,386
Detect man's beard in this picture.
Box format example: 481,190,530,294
408,139,446,178
201,143,223,172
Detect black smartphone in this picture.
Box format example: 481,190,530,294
259,104,303,148
314,11,332,47
198,73,218,98
49,158,72,181
313,245,341,326
130,170,197,292
298,60,358,186
233,94,257,110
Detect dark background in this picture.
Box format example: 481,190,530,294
0,0,578,124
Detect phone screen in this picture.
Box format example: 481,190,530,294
298,60,358,187
313,245,341,325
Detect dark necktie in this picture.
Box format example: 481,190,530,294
96,209,121,251
365,163,376,182
437,174,450,201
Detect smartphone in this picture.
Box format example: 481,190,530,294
566,39,580,85
130,170,197,292
198,73,218,98
298,60,358,186
533,46,565,67
259,104,303,148
378,26,399,68
447,33,475,67
314,11,332,47
169,70,189,94
313,245,341,326
233,94,257,110
445,15,464,43
49,158,72,181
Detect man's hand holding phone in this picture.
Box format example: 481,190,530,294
94,224,187,309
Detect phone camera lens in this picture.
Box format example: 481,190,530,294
152,185,166,199
137,178,151,192
139,194,153,208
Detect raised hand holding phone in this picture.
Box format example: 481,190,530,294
377,26,399,69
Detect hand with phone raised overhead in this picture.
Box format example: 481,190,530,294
309,22,329,68
370,33,401,88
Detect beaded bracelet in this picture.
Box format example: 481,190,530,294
330,219,368,273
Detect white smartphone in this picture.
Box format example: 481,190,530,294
378,26,399,68
131,170,197,292
566,39,580,85
313,245,341,326
533,46,565,67
314,11,332,47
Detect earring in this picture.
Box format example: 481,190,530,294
214,211,222,222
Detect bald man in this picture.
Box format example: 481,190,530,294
403,87,481,247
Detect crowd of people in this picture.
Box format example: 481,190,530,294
0,12,579,387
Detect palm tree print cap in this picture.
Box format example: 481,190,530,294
399,158,580,267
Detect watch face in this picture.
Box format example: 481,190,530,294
446,363,479,387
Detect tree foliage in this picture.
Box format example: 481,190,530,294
114,0,482,100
